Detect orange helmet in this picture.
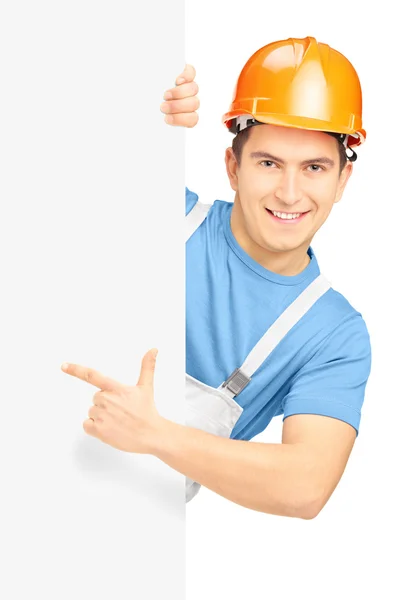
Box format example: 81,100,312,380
223,36,365,156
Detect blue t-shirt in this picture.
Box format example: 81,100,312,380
186,187,371,440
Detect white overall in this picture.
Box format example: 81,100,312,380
185,201,331,502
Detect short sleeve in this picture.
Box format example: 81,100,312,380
282,314,372,435
185,187,198,216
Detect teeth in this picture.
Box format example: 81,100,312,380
272,210,302,220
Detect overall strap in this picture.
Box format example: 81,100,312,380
186,201,212,242
219,274,332,398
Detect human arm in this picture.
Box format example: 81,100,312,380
151,412,356,519
160,65,200,214
62,315,371,518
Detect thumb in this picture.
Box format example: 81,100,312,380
136,348,158,387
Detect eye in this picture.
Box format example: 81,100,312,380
307,164,324,172
259,160,277,168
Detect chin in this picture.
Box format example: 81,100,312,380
268,243,298,254
257,240,285,254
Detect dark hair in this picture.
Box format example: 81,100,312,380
231,126,348,173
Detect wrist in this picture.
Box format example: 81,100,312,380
145,415,175,457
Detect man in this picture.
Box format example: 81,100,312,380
62,37,371,519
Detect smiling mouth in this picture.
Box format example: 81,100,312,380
265,208,310,222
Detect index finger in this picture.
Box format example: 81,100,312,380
175,64,196,85
61,363,124,391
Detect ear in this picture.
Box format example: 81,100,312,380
225,147,239,192
334,161,353,204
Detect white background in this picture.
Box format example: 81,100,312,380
0,2,185,598
186,2,399,599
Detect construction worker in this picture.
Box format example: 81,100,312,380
63,37,371,519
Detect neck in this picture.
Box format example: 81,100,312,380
230,200,311,277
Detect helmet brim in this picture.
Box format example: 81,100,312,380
223,110,366,148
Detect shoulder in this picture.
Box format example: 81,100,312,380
314,286,371,365
319,284,369,332
185,187,232,217
185,187,198,216
295,277,372,371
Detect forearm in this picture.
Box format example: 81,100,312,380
151,418,323,518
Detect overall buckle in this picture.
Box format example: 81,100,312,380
222,368,251,396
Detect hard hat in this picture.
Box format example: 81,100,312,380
222,36,365,152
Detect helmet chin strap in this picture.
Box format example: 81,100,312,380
346,147,358,162
325,132,358,162
230,117,358,162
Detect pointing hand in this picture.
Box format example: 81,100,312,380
62,348,161,454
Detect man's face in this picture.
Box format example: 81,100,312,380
226,124,353,256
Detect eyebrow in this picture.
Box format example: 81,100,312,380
249,151,335,168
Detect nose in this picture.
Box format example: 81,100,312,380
274,169,303,206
